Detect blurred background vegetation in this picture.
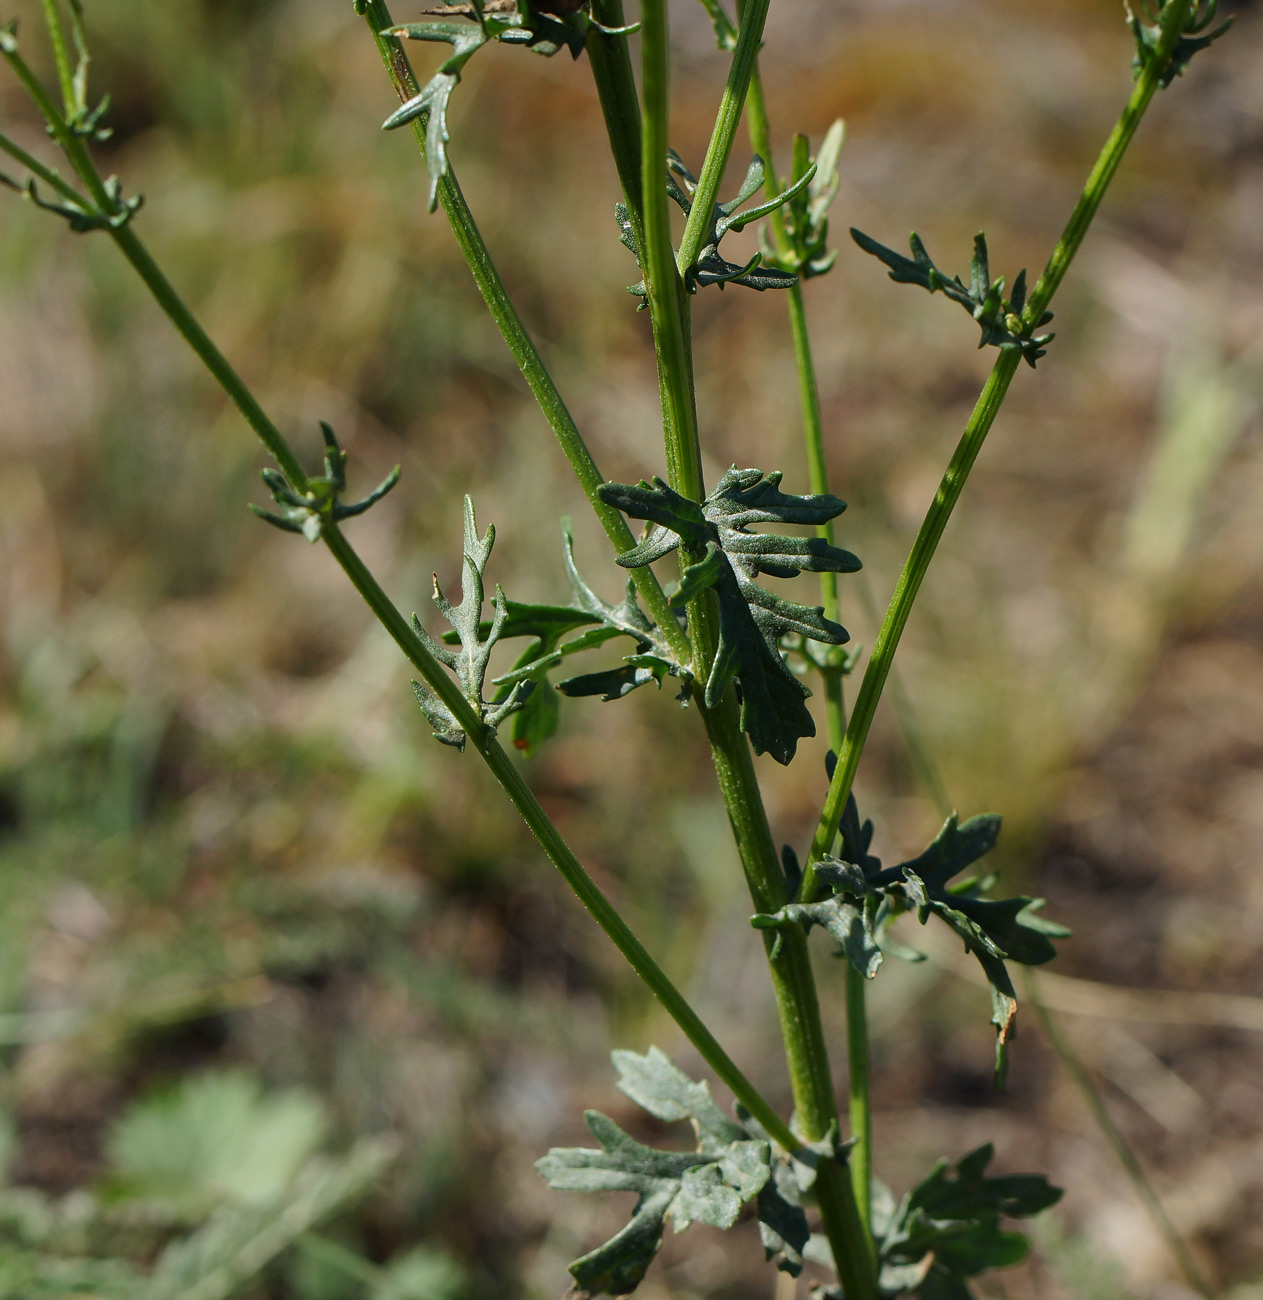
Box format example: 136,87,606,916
0,0,1261,1295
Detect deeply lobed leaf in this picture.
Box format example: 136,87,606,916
849,229,1054,367
757,800,1067,1084
536,1049,810,1296
600,468,859,763
410,497,534,749
874,1145,1061,1297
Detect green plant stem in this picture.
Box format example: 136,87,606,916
786,286,847,741
843,964,872,1230
638,0,704,502
1024,974,1216,1300
633,8,876,1290
0,129,89,204
8,17,801,1157
741,46,873,1230
675,0,770,277
358,0,691,669
788,272,871,1228
739,37,847,745
740,55,789,254
586,0,643,244
801,348,1018,897
799,0,1197,903
37,0,74,110
700,698,878,1300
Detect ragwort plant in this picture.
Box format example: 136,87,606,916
0,0,1232,1295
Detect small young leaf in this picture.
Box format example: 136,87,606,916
626,151,805,297
850,228,1054,367
1126,0,1232,88
410,497,534,749
384,5,590,207
251,421,399,542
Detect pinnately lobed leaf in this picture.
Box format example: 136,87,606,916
754,801,1068,1086
410,497,535,749
600,467,860,763
536,1049,810,1296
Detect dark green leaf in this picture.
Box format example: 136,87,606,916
850,228,1054,367
557,664,662,700
872,1146,1061,1297
1126,0,1232,87
893,814,1068,1085
600,468,858,763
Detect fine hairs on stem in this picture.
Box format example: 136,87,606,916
0,0,1234,1296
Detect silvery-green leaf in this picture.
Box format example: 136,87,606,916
537,1052,782,1295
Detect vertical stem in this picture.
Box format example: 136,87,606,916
700,697,878,1300
638,0,705,501
786,284,846,752
801,349,1023,897
844,964,871,1230
743,53,870,1224
788,276,869,1227
37,0,75,110
742,57,791,257
636,7,877,1292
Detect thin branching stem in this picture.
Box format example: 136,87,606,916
7,9,802,1156
799,0,1200,902
37,0,74,110
358,0,691,668
676,0,770,278
0,129,88,204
